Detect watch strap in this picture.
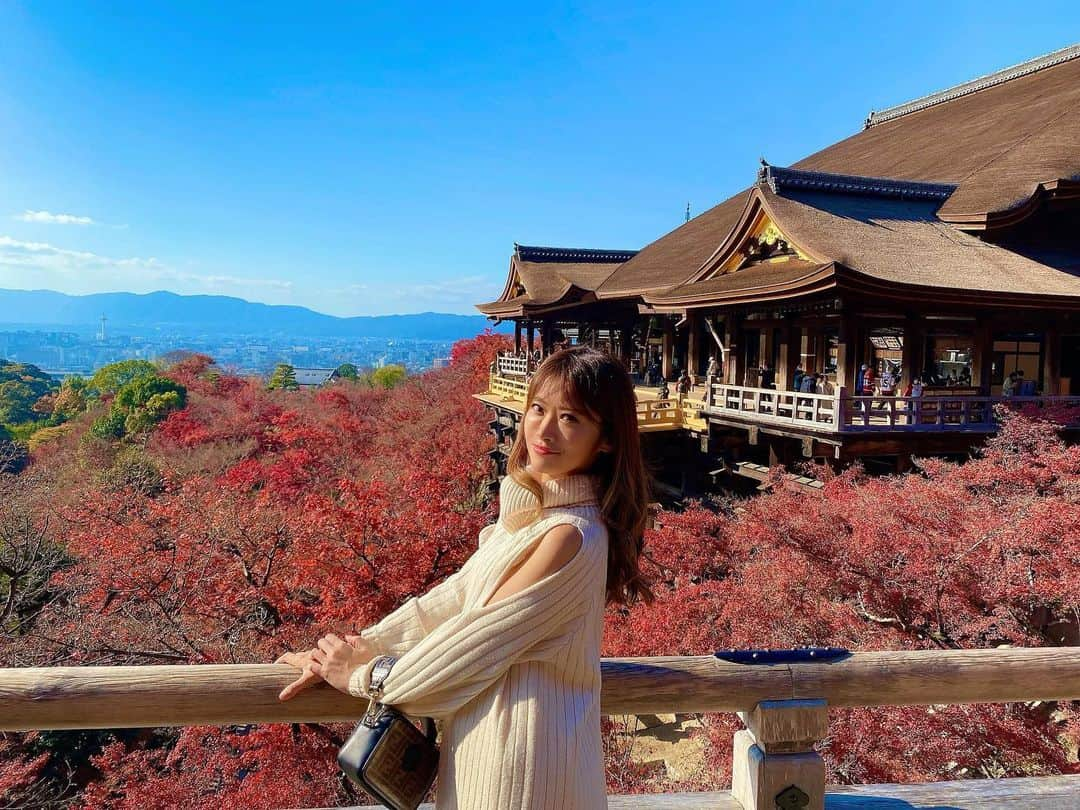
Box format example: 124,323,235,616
368,654,397,697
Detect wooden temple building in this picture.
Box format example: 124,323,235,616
475,44,1080,492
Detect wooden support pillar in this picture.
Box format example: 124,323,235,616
835,313,854,391
514,321,522,354
779,324,801,391
902,315,924,390
662,317,675,381
1044,323,1061,394
541,320,553,355
760,329,774,376
971,321,993,395
526,322,535,355
731,699,828,810
814,330,827,375
687,312,699,379
619,320,635,366
724,316,741,386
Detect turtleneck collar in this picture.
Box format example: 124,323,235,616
497,467,600,533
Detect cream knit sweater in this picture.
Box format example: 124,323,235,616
347,470,610,809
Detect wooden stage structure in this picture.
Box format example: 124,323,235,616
475,46,1080,486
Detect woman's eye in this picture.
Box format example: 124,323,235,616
561,414,577,422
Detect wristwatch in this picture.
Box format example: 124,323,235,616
367,654,397,700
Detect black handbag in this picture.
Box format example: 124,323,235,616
337,655,440,810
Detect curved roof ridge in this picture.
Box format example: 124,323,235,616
864,42,1080,129
514,244,638,263
759,162,956,201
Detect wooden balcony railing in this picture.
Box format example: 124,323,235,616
635,397,682,428
487,366,529,401
705,381,839,429
480,369,1080,439
704,377,1080,434
494,352,532,378
2,648,1078,809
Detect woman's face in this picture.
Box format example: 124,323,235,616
522,377,609,481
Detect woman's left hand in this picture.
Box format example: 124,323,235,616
310,632,374,694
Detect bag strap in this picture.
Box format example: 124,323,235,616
361,654,397,725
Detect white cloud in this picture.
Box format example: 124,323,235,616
16,210,96,225
0,235,292,296
0,235,158,270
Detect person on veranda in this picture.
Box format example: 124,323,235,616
275,345,655,809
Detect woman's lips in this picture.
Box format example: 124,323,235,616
532,444,558,455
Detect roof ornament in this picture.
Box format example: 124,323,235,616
757,158,774,189
757,159,779,193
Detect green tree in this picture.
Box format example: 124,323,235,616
113,375,186,413
371,364,406,389
0,381,40,424
334,363,359,380
91,375,187,440
0,361,55,425
88,360,157,396
267,364,299,391
90,408,126,440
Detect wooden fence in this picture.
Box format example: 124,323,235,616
704,376,1080,434
3,647,1078,809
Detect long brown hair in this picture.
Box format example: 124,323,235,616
505,346,655,608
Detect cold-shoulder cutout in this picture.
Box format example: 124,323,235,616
347,512,605,720
482,522,584,608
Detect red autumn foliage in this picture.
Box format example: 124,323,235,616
1,330,1076,808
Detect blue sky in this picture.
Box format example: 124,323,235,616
1,3,1077,317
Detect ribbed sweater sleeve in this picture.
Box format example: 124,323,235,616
347,513,600,720
358,523,499,657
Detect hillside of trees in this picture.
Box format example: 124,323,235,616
0,333,1077,808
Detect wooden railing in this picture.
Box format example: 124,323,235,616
2,648,1078,809
635,397,682,427
494,353,532,377
705,379,839,429
487,366,529,401
704,377,1080,434
483,370,690,431
840,393,994,431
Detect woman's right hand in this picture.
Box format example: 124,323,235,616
276,634,372,701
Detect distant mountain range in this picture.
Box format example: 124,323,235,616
0,289,510,340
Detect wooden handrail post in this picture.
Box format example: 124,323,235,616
731,698,828,810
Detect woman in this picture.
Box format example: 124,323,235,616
276,346,654,809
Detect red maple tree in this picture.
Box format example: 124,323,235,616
2,332,1076,808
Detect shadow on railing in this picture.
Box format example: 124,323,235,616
2,647,1078,809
